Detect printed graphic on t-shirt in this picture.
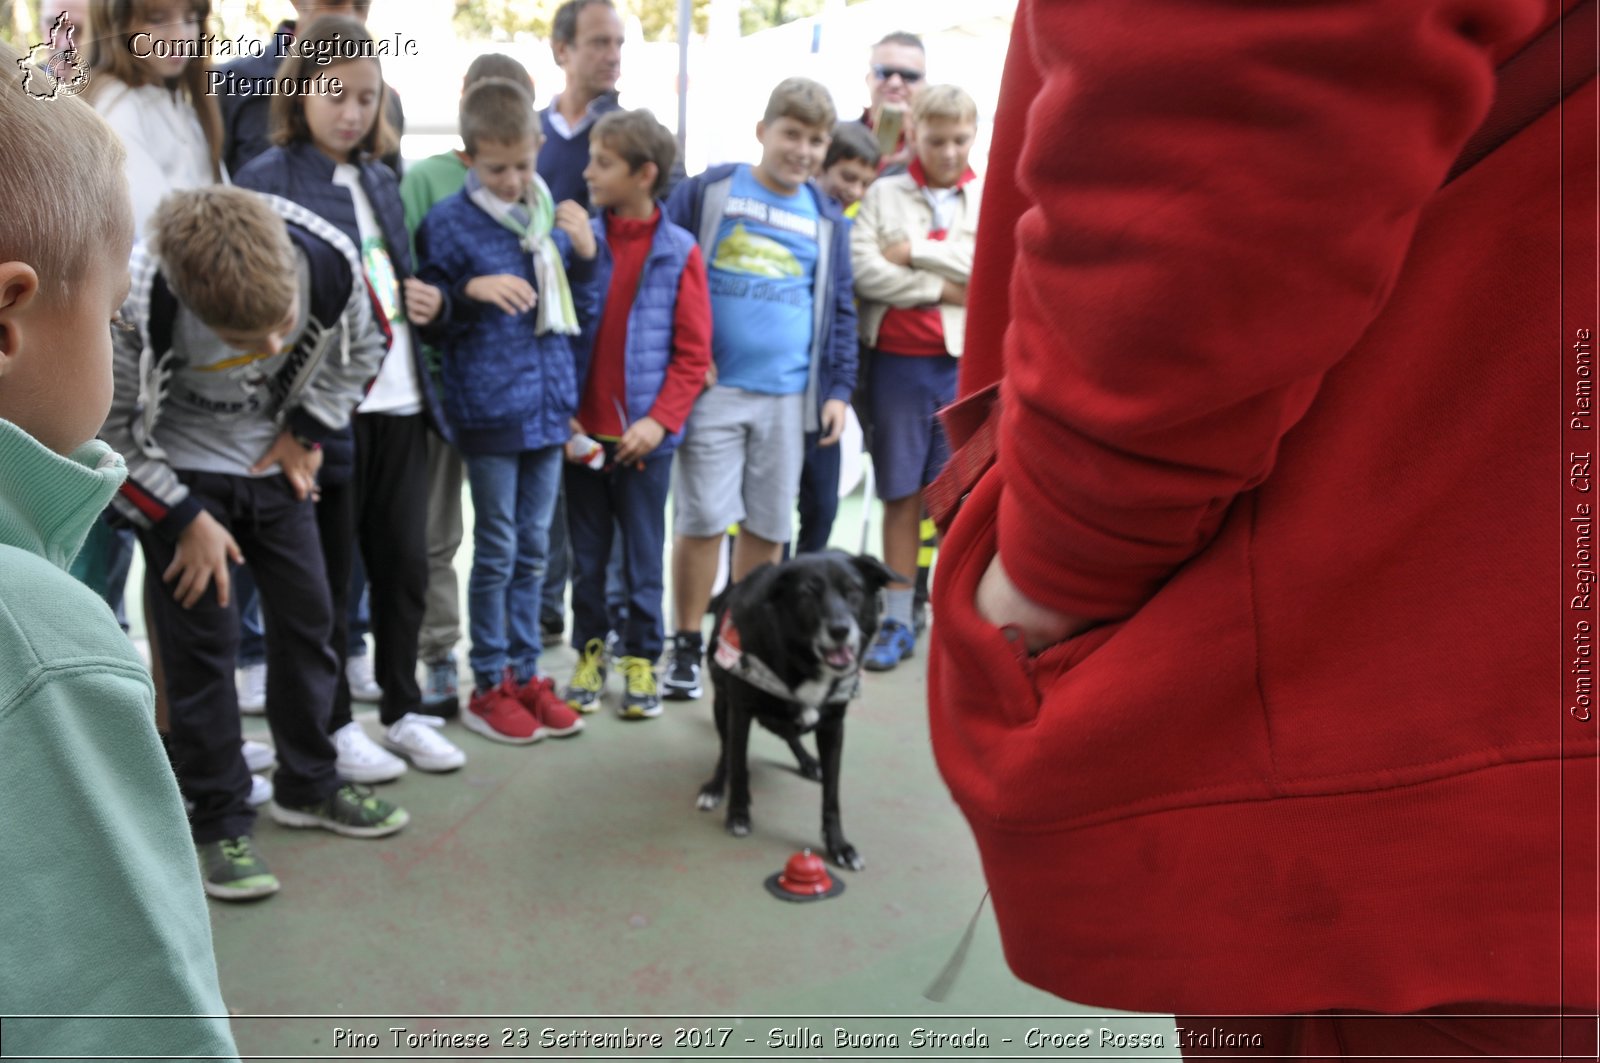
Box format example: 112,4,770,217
706,168,819,396
362,235,402,323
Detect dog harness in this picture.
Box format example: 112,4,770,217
713,614,861,711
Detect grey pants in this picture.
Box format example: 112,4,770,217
419,429,466,664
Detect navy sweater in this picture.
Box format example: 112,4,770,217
234,141,449,452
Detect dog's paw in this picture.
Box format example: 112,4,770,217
695,785,723,811
794,756,823,782
827,841,864,871
726,814,752,837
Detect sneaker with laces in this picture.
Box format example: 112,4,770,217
346,652,383,703
863,617,916,672
618,656,662,719
247,773,273,808
421,654,460,716
462,677,545,744
563,639,607,713
236,662,266,715
662,632,702,700
197,835,279,900
516,673,585,737
241,738,275,774
333,720,407,783
382,712,466,772
269,783,409,838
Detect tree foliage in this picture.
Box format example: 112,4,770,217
453,0,709,44
738,0,823,36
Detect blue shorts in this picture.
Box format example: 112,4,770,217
867,351,958,502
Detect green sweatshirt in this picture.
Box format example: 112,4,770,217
0,418,238,1060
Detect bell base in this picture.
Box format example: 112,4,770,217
764,870,846,902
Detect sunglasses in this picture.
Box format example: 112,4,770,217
871,65,923,84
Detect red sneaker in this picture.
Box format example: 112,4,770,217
516,675,585,738
462,677,545,745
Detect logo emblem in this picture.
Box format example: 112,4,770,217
17,13,90,101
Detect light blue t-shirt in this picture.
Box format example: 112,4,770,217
705,166,819,395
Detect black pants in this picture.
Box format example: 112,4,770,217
796,430,842,555
325,412,430,729
138,471,340,844
565,446,672,660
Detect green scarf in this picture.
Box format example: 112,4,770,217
465,170,579,336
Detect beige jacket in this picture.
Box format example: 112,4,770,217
850,170,982,357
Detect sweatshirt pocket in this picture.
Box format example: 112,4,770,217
931,465,1111,730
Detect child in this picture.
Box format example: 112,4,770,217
84,0,223,238
100,186,410,901
415,77,596,743
794,121,883,558
401,53,535,715
0,41,238,1057
234,16,465,778
662,77,859,700
562,109,711,718
849,84,981,671
818,121,881,218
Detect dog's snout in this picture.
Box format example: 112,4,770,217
827,621,851,644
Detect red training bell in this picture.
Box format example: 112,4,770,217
765,848,846,902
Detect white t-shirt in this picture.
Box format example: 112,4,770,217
93,81,215,241
333,164,422,417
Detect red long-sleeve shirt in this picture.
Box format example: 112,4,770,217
578,208,711,440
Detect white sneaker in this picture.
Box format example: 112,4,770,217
332,721,407,783
382,713,467,773
237,662,267,715
247,773,273,807
241,739,276,774
346,654,383,703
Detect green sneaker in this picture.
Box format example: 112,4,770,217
197,835,279,901
618,656,662,720
564,638,607,713
269,784,409,839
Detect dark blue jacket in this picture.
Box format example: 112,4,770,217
234,141,449,451
664,163,857,433
414,190,599,455
577,209,699,456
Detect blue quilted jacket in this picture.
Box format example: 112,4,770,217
414,190,599,455
576,209,698,457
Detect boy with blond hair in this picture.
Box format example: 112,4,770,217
414,77,596,743
662,77,859,699
102,186,410,902
0,39,237,1056
850,84,981,670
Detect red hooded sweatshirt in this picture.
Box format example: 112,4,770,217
929,0,1598,1015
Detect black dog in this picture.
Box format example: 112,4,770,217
695,550,903,870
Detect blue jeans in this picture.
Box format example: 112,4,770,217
464,447,563,689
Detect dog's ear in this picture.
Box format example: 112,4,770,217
851,554,908,590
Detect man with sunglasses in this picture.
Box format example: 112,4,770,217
845,31,926,175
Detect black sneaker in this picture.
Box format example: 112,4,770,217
662,632,702,700
197,835,279,901
540,616,565,648
269,783,409,839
